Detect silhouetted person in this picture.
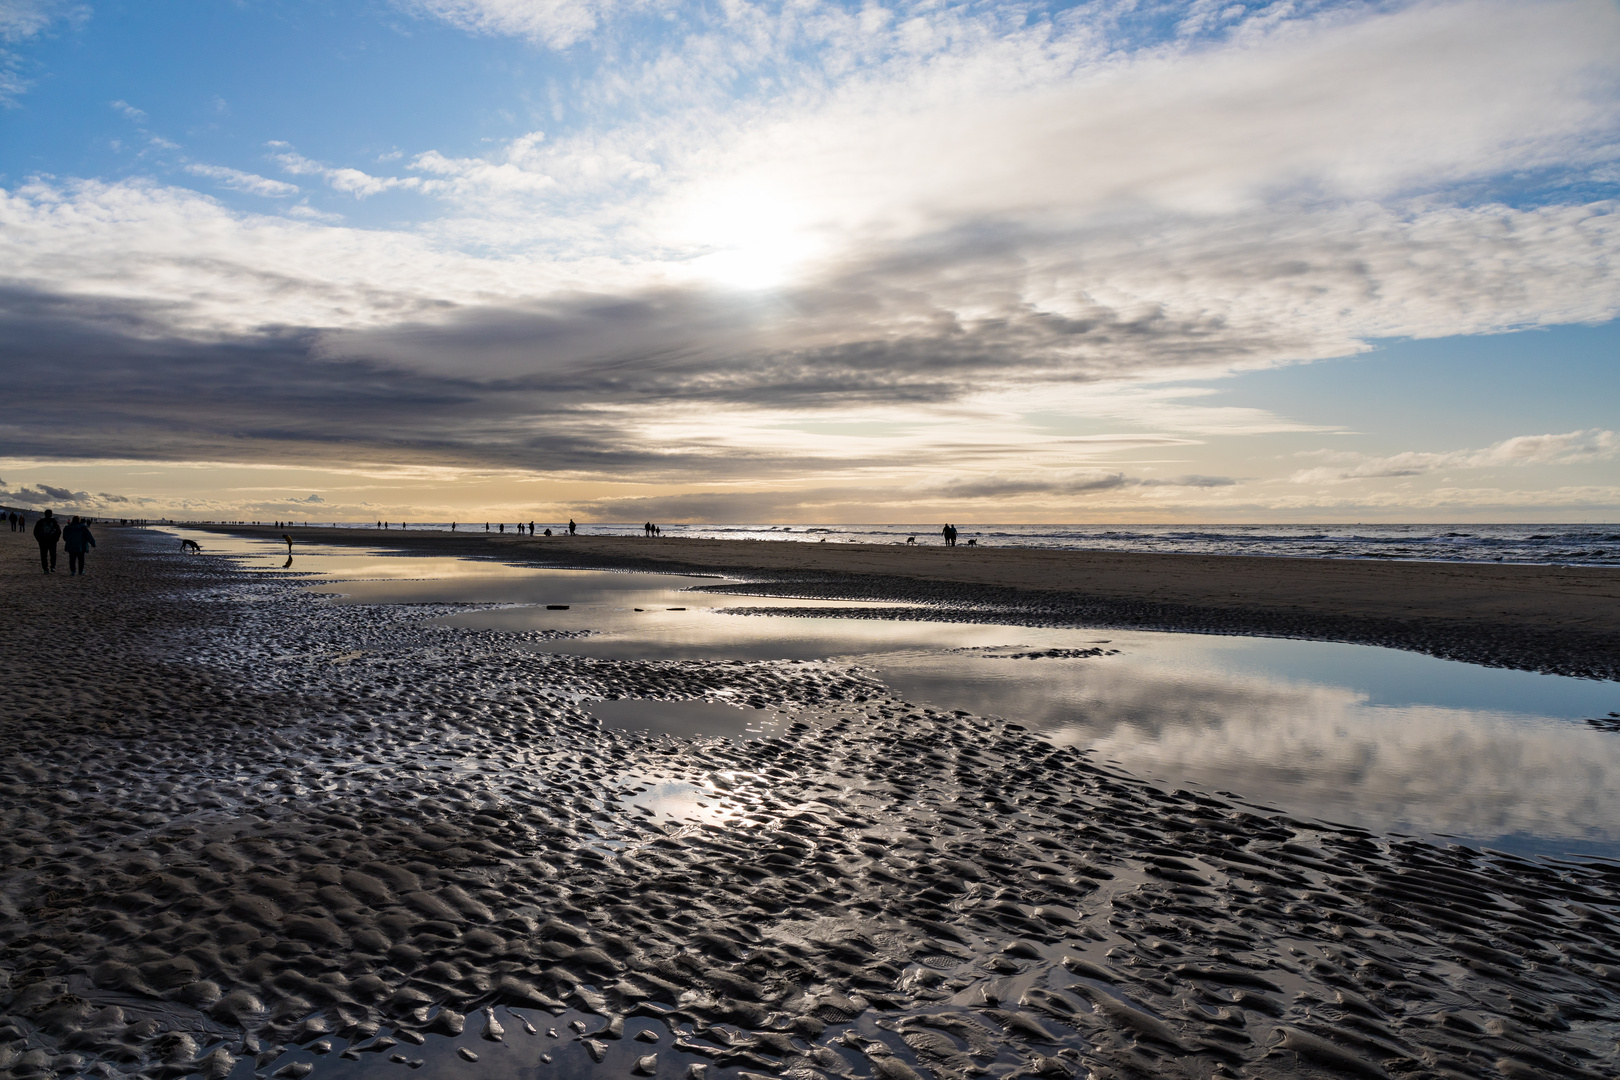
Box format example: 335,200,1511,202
485,522,490,532
451,522,457,531
34,509,61,573
499,523,505,533
568,519,576,535
63,516,95,575
282,533,294,555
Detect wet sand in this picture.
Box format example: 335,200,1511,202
210,526,1620,678
3,528,1619,1080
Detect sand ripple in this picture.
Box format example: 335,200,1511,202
1,531,1618,1080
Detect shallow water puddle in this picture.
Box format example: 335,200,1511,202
167,529,1620,858
449,595,1620,856
617,775,749,827
864,633,1620,857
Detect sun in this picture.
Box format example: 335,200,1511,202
671,181,822,291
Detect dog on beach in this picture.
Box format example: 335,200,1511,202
906,536,916,545
179,538,202,553
967,538,977,546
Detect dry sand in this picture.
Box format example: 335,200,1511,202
218,526,1620,678
2,527,1619,1080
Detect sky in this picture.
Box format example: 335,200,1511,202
0,0,1617,524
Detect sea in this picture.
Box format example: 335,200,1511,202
306,521,1620,565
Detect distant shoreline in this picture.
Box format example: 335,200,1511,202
150,518,1620,567
187,523,1620,680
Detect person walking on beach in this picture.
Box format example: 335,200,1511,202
34,509,61,573
282,533,294,555
568,519,576,535
63,516,95,575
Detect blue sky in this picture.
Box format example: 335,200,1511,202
1,0,1617,522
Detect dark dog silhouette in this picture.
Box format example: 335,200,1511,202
905,536,916,545
966,538,977,546
179,538,202,553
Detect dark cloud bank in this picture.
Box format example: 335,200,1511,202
0,269,1275,489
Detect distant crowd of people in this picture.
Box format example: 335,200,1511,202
11,508,98,575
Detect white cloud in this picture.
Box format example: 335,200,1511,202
271,150,423,198
1,0,1617,509
0,0,74,43
284,203,343,223
401,0,622,48
2,0,83,105
1290,429,1619,484
185,164,300,198
110,99,146,121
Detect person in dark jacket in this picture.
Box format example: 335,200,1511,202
63,516,96,575
33,509,62,573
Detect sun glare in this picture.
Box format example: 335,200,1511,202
673,181,822,290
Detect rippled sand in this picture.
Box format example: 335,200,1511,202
2,529,1618,1080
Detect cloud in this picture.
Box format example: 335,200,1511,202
185,164,300,198
271,150,424,198
1289,429,1619,484
925,472,1238,500
1139,475,1238,489
110,99,146,121
400,0,615,49
0,0,1616,513
1,482,90,506
2,0,82,105
929,472,1129,500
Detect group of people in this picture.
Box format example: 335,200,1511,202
642,522,662,537
942,523,960,546
479,520,580,536
361,520,583,535
25,509,97,574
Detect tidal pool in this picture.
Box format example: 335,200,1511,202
171,527,1620,858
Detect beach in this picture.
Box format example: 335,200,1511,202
211,526,1620,679
3,526,1619,1080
